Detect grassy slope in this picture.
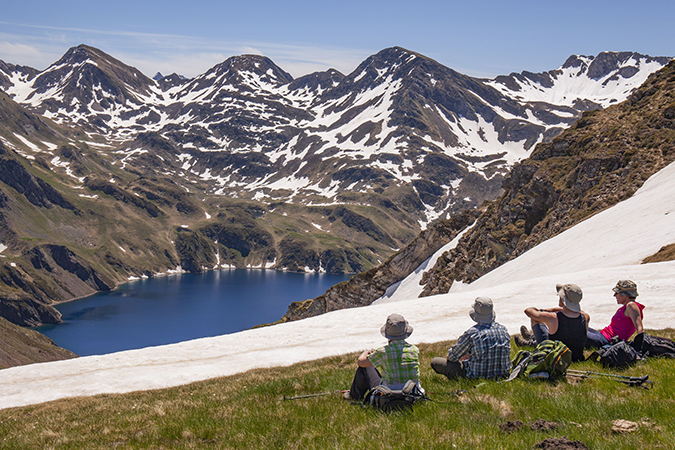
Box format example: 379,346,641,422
0,317,77,369
0,330,673,449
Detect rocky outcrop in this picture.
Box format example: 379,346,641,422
281,209,479,321
0,244,117,327
0,144,75,210
28,244,115,292
0,291,61,327
420,60,675,295
85,177,162,218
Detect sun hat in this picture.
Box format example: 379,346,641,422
380,313,413,340
556,283,583,312
612,280,639,298
469,297,496,324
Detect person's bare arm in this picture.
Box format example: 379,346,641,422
625,302,644,335
524,307,558,321
357,350,373,367
524,307,559,333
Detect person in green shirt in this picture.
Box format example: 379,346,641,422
345,313,422,400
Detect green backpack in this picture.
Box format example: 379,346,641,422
509,340,572,380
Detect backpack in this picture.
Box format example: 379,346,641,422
630,333,675,358
363,381,425,412
509,340,572,381
631,334,675,359
587,340,640,368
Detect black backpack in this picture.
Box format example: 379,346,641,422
632,334,675,359
363,381,425,412
588,340,640,368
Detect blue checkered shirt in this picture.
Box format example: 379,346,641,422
447,322,511,379
368,340,420,386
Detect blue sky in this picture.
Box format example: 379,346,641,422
1,0,672,79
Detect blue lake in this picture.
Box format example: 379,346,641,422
38,269,350,356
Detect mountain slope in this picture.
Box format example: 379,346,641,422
420,59,675,296
0,46,670,327
0,316,77,369
284,59,675,320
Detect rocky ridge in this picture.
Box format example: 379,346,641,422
421,59,675,295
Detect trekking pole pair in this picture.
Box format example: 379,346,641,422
566,370,653,389
282,390,347,401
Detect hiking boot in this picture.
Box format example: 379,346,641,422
514,335,536,347
520,325,534,340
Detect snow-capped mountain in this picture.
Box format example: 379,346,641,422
282,58,675,321
1,46,669,227
0,46,671,327
489,52,668,109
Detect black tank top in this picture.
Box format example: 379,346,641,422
550,312,587,362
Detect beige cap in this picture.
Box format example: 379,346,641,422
556,283,582,312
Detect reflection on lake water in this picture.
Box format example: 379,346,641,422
38,269,350,356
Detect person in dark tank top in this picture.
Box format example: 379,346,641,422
515,283,590,362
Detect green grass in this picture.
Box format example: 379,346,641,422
1,332,674,449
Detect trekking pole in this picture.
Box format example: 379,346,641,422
567,370,653,389
282,390,345,401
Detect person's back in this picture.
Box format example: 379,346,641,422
550,311,587,362
465,322,511,378
431,297,511,380
347,313,421,400
517,283,589,360
369,339,420,388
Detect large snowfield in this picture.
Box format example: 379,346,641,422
1,161,674,411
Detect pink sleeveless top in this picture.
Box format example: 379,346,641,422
601,302,644,341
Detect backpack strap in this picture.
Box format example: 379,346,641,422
505,351,531,381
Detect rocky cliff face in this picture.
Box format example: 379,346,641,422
281,209,479,321
420,60,675,295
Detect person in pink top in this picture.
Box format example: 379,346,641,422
586,280,645,348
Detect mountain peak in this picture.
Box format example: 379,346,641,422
208,54,294,85
53,44,110,67
560,51,672,80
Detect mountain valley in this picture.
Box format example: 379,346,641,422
0,44,671,332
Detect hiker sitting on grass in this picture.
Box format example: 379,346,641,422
345,313,422,401
430,297,511,380
516,283,589,362
585,280,645,349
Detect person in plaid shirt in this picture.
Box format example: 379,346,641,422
346,313,422,400
431,297,511,379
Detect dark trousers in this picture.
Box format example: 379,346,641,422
586,328,610,348
532,323,549,343
430,357,467,379
349,366,382,400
